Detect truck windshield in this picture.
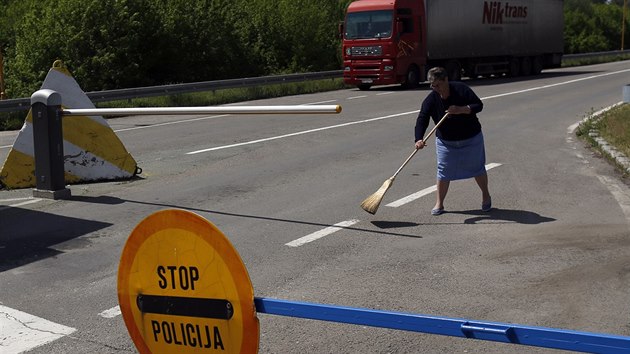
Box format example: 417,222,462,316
345,10,393,39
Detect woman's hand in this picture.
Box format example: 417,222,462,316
446,105,471,115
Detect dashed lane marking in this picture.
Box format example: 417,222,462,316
285,219,360,247
0,305,76,353
286,163,501,247
98,306,121,319
386,163,502,208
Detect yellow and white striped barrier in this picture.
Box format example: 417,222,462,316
0,61,138,189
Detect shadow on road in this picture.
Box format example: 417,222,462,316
0,207,112,272
450,208,556,225
0,197,555,271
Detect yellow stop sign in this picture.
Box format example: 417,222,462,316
117,209,259,353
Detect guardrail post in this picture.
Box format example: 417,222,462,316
31,89,70,199
624,84,630,103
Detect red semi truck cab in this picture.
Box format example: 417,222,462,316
342,0,564,90
342,0,426,90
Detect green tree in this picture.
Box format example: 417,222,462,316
564,0,628,53
155,0,247,82
6,0,166,97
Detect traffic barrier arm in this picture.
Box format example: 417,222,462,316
254,297,630,353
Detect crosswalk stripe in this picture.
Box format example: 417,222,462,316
0,305,76,353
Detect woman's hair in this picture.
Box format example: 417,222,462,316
428,67,447,82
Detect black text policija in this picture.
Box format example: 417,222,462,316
153,265,225,350
151,320,225,350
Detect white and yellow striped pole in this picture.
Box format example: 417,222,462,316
0,60,342,194
62,105,341,116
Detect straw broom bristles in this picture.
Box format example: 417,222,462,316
360,112,450,215
360,177,394,214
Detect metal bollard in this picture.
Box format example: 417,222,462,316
624,84,630,103
31,89,70,199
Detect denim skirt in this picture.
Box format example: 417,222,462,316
435,132,486,181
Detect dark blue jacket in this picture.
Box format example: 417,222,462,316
415,81,483,142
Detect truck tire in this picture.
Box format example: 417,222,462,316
357,83,372,91
520,57,532,76
403,66,419,89
508,58,520,77
532,56,543,75
445,61,461,81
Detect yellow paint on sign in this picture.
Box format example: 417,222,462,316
118,209,259,354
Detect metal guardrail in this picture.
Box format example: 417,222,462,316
2,50,630,113
564,49,630,60
0,70,343,113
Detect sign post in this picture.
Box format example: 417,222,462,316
117,209,259,353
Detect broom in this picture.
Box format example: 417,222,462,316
360,112,450,214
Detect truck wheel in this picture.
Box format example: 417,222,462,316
403,66,419,89
445,61,461,81
532,56,543,75
508,58,520,77
520,57,532,76
357,83,372,91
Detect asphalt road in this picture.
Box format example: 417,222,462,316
1,60,630,353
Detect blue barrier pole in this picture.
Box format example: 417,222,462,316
254,297,630,353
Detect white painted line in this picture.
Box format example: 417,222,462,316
114,114,231,132
485,162,502,170
98,306,121,319
0,305,76,353
0,198,42,211
482,68,630,100
0,197,37,202
386,163,502,208
386,185,436,208
187,110,418,154
376,92,394,96
304,100,338,105
286,219,360,247
347,95,367,100
184,69,630,155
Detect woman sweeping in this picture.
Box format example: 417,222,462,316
414,67,492,216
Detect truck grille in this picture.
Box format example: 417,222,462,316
348,46,382,56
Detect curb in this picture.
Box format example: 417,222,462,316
583,102,630,174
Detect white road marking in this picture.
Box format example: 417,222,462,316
185,68,630,155
347,95,367,100
0,198,42,211
386,163,502,208
114,114,231,132
482,68,630,101
286,219,360,247
385,185,436,208
98,306,121,319
187,110,417,154
376,92,394,96
0,305,76,353
304,100,338,105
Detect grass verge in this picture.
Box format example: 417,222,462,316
576,103,630,176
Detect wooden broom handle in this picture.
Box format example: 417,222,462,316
391,112,450,179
